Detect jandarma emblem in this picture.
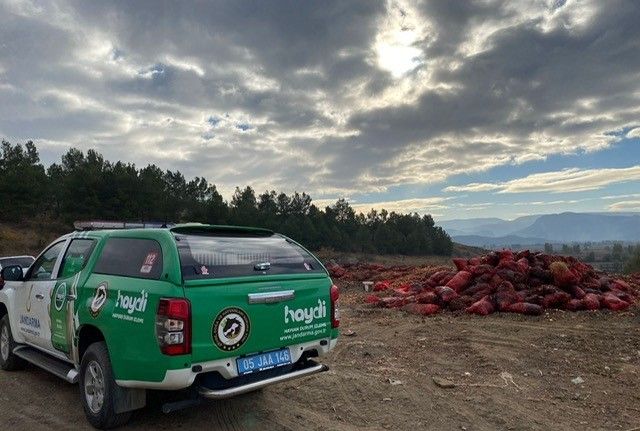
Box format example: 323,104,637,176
212,307,250,351
90,282,108,318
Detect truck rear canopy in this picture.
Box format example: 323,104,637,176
172,229,324,279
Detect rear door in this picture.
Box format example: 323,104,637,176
49,238,96,355
174,230,333,364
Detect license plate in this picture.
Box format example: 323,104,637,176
236,348,291,375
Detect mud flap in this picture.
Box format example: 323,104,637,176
114,385,146,414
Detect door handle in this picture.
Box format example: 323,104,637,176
35,293,44,300
248,290,295,304
66,294,77,301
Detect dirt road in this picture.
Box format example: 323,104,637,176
1,288,639,430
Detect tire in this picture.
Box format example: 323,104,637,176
0,315,26,371
79,342,132,429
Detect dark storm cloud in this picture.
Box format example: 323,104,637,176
0,0,639,198
417,0,513,57
67,0,386,89
317,0,640,189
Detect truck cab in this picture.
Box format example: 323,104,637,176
0,223,339,429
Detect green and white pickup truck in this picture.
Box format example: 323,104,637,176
0,222,339,429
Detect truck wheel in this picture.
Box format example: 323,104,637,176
0,315,26,371
80,342,132,429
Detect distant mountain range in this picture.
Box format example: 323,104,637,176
440,212,640,247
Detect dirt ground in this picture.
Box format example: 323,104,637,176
1,286,639,430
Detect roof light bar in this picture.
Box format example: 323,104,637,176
73,221,175,231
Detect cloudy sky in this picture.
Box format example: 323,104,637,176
1,0,639,220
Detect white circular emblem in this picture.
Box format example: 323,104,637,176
54,283,67,312
212,308,250,351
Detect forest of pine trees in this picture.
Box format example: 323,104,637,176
0,140,453,255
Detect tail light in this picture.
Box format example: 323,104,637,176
330,284,340,328
156,298,191,355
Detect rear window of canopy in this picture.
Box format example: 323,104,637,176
174,233,323,279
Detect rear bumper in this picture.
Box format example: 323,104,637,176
116,337,337,390
198,361,328,399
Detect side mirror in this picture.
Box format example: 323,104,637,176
1,265,24,282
